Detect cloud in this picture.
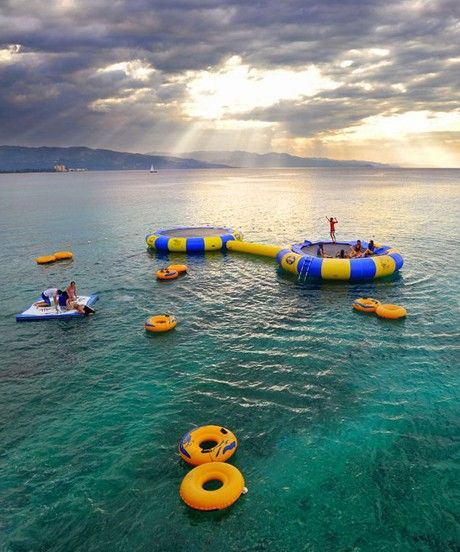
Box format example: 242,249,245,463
98,60,155,81
0,0,458,164
181,55,339,121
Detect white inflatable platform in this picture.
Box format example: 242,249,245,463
16,294,98,322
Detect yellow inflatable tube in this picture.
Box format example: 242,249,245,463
226,240,285,258
376,304,407,319
180,463,245,511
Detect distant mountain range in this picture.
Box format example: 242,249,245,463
180,150,393,168
0,146,228,171
0,145,394,172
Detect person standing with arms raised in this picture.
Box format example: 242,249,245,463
326,216,338,243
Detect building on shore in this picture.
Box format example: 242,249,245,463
54,164,67,172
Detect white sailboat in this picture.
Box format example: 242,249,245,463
150,164,158,173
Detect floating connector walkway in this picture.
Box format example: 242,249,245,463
226,240,285,258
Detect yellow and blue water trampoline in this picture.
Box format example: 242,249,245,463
145,226,404,281
277,240,404,281
146,226,243,252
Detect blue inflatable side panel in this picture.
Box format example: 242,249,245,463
154,236,169,251
389,252,404,270
350,258,376,280
185,237,205,252
221,234,235,248
304,257,323,278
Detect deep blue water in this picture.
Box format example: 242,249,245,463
0,169,459,551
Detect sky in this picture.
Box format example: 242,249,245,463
0,0,459,166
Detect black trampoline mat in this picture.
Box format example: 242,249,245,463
159,227,230,238
300,242,374,257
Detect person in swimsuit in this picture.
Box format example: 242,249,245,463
326,216,338,243
66,281,94,315
349,240,364,258
316,243,331,258
67,298,87,314
363,240,376,256
36,286,92,315
336,249,348,258
66,281,77,302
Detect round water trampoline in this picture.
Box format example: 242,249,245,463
146,226,243,252
277,240,404,281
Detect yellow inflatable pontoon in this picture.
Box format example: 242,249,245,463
36,251,73,264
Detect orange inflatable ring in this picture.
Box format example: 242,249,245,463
375,304,407,319
53,251,73,260
144,314,176,333
179,425,237,466
156,268,179,280
36,255,56,264
180,462,245,511
353,297,381,313
167,264,187,274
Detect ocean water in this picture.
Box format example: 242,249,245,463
0,168,458,552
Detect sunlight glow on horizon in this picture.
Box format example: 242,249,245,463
272,108,460,168
325,110,460,142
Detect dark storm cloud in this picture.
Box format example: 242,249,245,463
0,0,458,150
246,97,382,136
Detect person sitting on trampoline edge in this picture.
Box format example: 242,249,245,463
363,240,376,256
349,240,364,258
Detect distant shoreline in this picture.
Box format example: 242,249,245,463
0,169,56,174
1,166,458,174
2,165,458,172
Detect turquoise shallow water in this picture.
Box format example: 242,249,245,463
0,169,459,551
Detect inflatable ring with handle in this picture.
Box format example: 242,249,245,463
353,297,381,313
179,425,237,465
167,264,187,274
156,268,179,280
144,314,177,333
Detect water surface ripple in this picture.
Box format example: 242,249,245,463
0,169,459,551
